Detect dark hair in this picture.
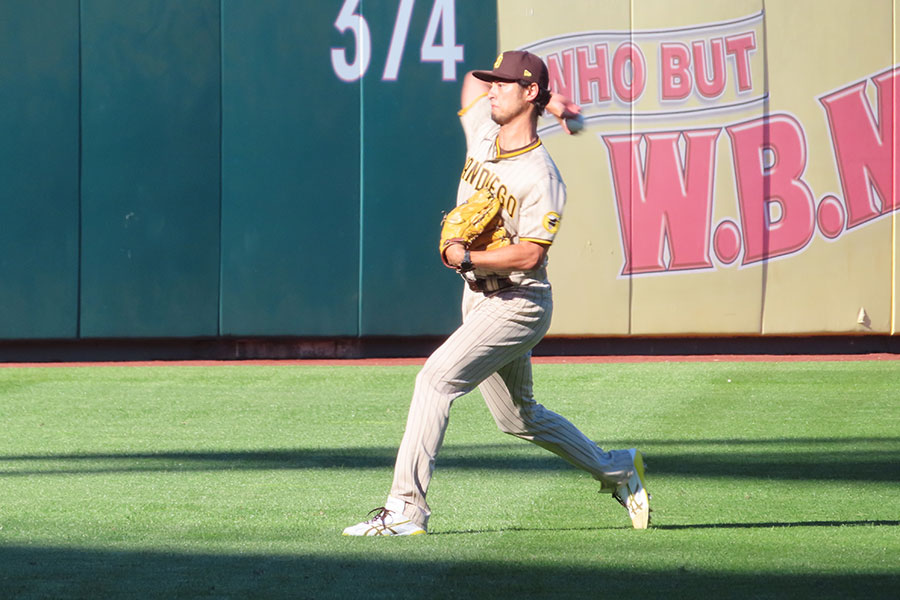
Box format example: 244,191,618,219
518,80,552,114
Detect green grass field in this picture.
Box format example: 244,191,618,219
1,360,898,599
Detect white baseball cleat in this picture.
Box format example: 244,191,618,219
613,448,651,529
342,498,426,537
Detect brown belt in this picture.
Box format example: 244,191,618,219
467,277,515,293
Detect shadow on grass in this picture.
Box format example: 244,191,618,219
0,544,897,600
1,439,899,482
655,520,900,530
433,520,900,535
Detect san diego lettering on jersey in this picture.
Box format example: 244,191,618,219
460,157,518,218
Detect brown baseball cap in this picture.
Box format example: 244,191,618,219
472,50,549,90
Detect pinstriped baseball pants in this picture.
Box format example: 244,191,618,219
389,284,634,529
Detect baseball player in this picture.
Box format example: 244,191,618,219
343,50,649,536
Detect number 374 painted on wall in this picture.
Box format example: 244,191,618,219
330,0,464,82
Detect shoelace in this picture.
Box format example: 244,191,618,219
610,489,653,527
612,489,653,507
365,507,391,526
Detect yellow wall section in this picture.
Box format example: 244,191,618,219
497,0,899,336
628,1,765,336
760,0,893,335
894,0,899,335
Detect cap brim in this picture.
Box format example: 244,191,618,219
472,70,518,83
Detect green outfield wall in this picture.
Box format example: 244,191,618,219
0,0,80,339
0,0,496,340
1,1,898,345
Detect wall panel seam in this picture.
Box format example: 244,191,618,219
76,0,84,339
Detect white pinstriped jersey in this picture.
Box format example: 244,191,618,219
380,92,639,535
457,94,566,284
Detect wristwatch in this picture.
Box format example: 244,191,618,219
458,249,474,273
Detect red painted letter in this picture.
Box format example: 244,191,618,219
660,42,692,100
726,115,816,265
820,68,899,228
576,44,611,104
605,128,720,274
725,32,756,92
692,38,726,99
612,42,646,103
547,49,576,100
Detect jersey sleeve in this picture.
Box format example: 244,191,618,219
516,171,566,246
458,94,496,150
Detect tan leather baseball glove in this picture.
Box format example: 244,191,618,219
439,188,512,265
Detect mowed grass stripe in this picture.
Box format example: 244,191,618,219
0,361,897,599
